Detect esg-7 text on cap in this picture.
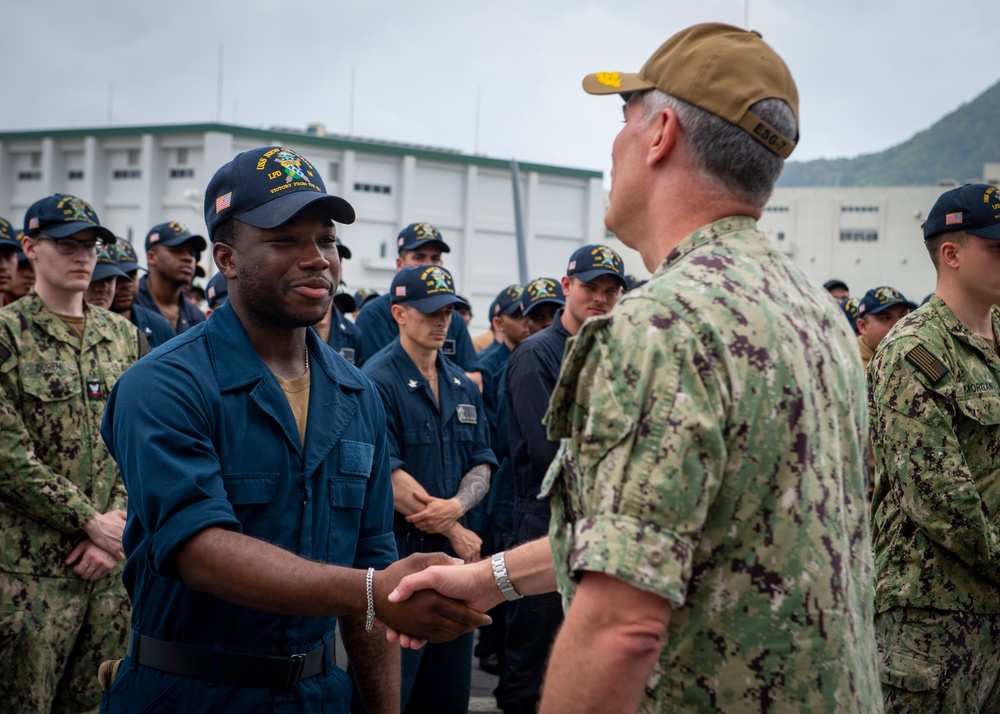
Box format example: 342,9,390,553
582,22,799,159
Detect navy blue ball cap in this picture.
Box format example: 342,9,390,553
354,288,379,308
396,222,450,254
145,221,207,253
390,265,468,313
521,277,566,316
566,244,627,288
333,289,357,313
491,284,524,318
857,286,916,317
823,278,849,293
0,215,20,251
924,183,1000,240
206,271,229,308
625,273,647,291
205,146,355,238
91,242,131,282
113,237,141,274
23,194,115,243
336,237,352,260
838,296,860,334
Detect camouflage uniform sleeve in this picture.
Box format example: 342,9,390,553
0,330,98,533
869,339,1000,585
545,301,727,607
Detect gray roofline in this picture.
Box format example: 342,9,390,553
0,122,603,180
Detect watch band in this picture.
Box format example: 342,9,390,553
491,551,523,601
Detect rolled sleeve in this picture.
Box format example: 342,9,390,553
568,514,690,608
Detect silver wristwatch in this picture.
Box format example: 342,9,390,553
491,551,523,601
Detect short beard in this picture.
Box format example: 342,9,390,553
236,259,327,330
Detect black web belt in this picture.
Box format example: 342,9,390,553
128,632,327,689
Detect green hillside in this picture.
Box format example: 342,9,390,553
777,79,1000,187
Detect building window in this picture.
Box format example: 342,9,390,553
764,205,790,213
169,167,194,179
329,163,340,182
127,149,140,166
113,169,142,180
353,182,392,195
839,229,878,242
776,231,785,241
18,171,41,181
841,205,878,213
176,148,189,165
67,170,84,180
29,152,41,168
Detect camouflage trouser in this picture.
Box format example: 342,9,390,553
876,607,1000,713
0,570,130,714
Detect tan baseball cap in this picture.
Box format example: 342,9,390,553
582,23,799,159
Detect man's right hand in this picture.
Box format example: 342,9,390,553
373,553,491,643
82,509,127,560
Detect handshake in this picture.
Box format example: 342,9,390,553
372,548,521,649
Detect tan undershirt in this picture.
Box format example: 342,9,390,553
275,369,311,447
53,313,86,344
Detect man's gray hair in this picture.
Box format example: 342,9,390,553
639,90,797,207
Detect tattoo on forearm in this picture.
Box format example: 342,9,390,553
455,464,491,514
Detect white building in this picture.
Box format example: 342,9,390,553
758,163,1000,302
0,122,610,331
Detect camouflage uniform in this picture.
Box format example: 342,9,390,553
0,292,140,713
868,295,1000,711
541,216,882,712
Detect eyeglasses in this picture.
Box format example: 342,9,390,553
37,236,103,256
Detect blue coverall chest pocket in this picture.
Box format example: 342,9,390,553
222,473,279,505
221,473,279,540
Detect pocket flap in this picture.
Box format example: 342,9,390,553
221,473,278,505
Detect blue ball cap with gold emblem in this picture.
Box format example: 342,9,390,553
90,242,131,282
566,243,628,289
924,183,1000,241
857,286,916,317
114,237,141,274
205,146,355,238
23,194,116,243
145,221,207,252
490,284,524,318
838,296,861,334
390,265,468,314
520,277,566,316
396,222,451,254
0,215,20,251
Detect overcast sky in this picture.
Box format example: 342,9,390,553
3,0,997,182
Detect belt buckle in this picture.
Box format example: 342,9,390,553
279,653,306,689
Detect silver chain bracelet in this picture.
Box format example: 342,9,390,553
365,567,375,632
